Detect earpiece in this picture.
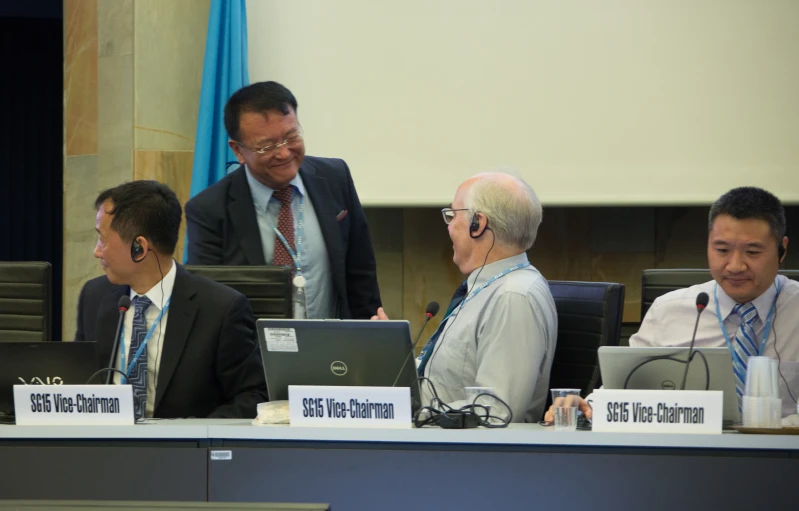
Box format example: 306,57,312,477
131,236,145,262
469,214,481,238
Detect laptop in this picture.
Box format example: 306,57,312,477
256,319,421,410
0,342,101,418
598,346,739,425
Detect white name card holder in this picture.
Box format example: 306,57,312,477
591,389,723,434
14,384,135,425
289,385,412,428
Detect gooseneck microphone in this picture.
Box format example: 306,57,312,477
86,296,131,385
391,301,440,387
679,292,710,391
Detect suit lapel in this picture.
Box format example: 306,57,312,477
228,165,267,265
94,286,128,366
154,266,198,412
300,163,347,301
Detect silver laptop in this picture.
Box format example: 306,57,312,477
256,319,421,410
598,346,739,424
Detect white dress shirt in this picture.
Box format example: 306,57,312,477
113,261,177,418
421,253,558,423
631,275,799,417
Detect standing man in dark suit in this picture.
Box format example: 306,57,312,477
75,181,267,419
185,81,381,320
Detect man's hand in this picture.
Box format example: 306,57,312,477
370,307,390,321
543,396,592,424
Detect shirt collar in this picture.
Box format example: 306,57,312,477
716,275,780,321
244,165,305,212
467,252,529,289
129,259,177,311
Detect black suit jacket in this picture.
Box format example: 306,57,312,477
75,265,267,419
184,156,381,319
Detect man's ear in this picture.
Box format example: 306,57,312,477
779,236,788,263
228,139,245,164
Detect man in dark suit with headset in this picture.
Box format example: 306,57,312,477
185,81,381,320
75,181,267,419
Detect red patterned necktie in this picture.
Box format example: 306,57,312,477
272,187,295,268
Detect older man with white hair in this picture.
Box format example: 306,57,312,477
374,172,557,422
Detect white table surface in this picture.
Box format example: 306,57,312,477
3,420,798,451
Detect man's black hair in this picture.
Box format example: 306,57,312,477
95,180,182,255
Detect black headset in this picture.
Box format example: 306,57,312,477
131,235,145,262
469,213,482,239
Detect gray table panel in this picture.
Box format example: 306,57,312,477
208,445,799,511
0,445,207,502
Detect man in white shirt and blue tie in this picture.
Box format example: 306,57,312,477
546,186,799,422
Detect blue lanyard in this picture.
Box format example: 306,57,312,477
119,297,171,383
417,262,531,363
713,279,780,371
459,262,532,309
267,192,304,276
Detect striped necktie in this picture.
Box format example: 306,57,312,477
732,302,758,413
128,295,152,420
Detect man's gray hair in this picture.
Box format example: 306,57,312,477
464,172,543,251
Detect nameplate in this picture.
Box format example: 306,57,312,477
289,385,411,428
591,389,723,434
13,385,135,426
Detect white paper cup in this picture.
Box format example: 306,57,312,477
745,357,776,398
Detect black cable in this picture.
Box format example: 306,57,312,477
623,350,710,391
413,376,513,428
151,252,166,400
86,368,132,385
770,281,797,404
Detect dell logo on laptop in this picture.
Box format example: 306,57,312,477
330,361,348,376
661,380,676,390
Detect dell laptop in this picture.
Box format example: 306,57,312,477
598,346,739,424
256,319,421,410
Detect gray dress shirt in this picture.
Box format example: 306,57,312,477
420,253,558,423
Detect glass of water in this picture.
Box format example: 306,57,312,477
550,388,581,431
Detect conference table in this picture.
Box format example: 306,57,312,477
1,420,797,510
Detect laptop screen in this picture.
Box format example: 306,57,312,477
256,319,420,409
0,342,101,414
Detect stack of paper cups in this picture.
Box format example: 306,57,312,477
742,356,781,428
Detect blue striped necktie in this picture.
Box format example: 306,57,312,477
128,295,152,419
732,302,758,413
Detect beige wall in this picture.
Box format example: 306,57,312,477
63,0,210,341
62,1,794,346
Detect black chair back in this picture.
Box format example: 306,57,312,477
0,262,52,342
184,265,293,319
641,269,799,321
547,280,625,405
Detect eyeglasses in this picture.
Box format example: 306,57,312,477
235,128,304,157
441,208,469,225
